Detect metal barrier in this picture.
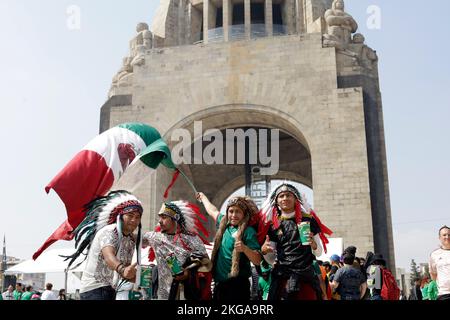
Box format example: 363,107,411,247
195,24,288,44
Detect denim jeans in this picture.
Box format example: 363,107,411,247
80,286,116,300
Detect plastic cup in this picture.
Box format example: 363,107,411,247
166,254,183,276
298,221,311,245
140,265,152,288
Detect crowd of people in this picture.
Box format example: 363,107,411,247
2,183,448,301
1,282,69,300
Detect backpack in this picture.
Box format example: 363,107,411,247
380,268,400,300
367,265,382,290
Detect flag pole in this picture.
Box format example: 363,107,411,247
177,169,198,195
2,235,7,293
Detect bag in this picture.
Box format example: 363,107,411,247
367,265,382,290
380,268,400,300
183,254,213,300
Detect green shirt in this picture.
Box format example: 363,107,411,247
425,280,439,300
214,214,261,283
20,292,33,300
258,274,272,300
13,290,22,300
312,260,322,276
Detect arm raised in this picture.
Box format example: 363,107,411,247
196,192,220,221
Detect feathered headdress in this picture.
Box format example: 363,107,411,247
226,196,260,226
63,190,143,270
148,201,210,262
210,196,259,278
256,182,333,253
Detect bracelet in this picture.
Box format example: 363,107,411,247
116,264,126,277
115,263,124,272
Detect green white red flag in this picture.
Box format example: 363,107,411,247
33,123,175,260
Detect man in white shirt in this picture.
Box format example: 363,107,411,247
41,283,58,300
429,225,450,300
78,192,142,300
2,285,14,300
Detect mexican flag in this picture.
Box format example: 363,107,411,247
33,123,175,260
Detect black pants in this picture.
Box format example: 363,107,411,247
437,294,450,300
80,286,116,300
268,266,322,300
213,277,250,301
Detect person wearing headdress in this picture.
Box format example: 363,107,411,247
258,182,333,300
142,201,211,300
63,190,144,300
196,192,262,300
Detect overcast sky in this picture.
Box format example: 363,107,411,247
0,0,449,271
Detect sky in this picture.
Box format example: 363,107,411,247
0,0,449,272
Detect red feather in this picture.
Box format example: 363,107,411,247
257,220,271,245
294,201,302,224
310,209,333,236
148,248,156,262
308,209,333,254
147,225,161,262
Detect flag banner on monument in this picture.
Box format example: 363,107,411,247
33,122,175,260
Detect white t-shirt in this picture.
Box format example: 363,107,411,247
40,290,58,300
429,247,450,296
2,290,14,300
80,224,136,294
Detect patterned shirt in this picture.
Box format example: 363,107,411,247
143,231,207,300
80,224,136,293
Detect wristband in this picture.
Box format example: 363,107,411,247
115,263,123,272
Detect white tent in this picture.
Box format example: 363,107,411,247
5,248,86,274
316,237,344,262
5,248,85,294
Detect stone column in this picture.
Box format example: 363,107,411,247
282,0,296,34
203,0,209,43
244,0,251,39
265,0,273,36
178,0,186,45
189,3,203,43
223,0,232,41
296,0,306,34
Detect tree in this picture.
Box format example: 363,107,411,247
410,259,421,287
422,264,430,279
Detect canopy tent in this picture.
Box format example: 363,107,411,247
316,237,344,262
5,248,85,274
4,248,86,294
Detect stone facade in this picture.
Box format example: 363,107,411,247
101,0,395,271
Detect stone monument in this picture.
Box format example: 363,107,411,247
101,0,395,271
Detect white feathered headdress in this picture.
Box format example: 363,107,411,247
63,190,143,270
